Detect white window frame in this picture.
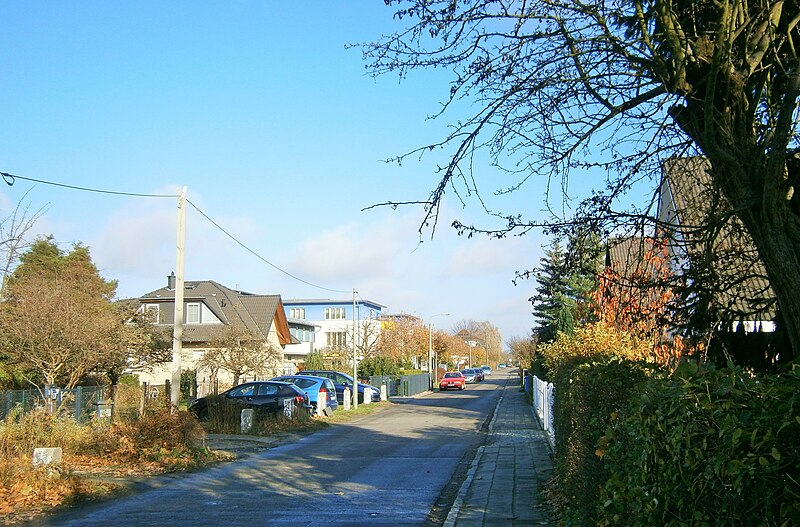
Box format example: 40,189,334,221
290,307,305,319
186,303,201,324
326,331,347,347
144,304,160,324
325,307,346,320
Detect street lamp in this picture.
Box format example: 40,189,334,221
428,312,450,390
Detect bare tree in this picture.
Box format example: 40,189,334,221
202,324,282,386
0,190,47,296
362,1,800,353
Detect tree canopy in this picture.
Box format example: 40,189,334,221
364,0,800,353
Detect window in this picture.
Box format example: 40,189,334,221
326,331,347,347
143,304,160,324
289,307,305,319
325,307,346,320
186,303,201,324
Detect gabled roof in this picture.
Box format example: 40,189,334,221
659,157,775,321
606,237,653,277
139,280,291,345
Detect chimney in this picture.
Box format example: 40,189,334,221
167,272,176,290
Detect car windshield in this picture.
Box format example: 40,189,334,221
444,372,462,378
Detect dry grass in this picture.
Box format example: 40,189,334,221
0,407,216,524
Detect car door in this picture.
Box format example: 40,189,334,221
226,383,256,402
252,383,281,413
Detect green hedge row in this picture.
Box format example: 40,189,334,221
553,361,800,526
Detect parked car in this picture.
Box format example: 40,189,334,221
469,367,485,382
460,369,477,383
189,381,311,420
298,370,381,404
481,365,493,376
271,375,338,415
439,372,466,391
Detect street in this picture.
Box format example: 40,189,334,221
29,372,510,527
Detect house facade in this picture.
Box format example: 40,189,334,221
281,298,386,357
133,276,294,394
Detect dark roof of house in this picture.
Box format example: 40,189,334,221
139,280,291,345
660,157,775,320
606,237,652,277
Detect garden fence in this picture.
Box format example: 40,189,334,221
369,373,429,397
1,385,106,422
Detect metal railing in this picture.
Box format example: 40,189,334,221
1,385,107,422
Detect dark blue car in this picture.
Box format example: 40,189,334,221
298,370,381,404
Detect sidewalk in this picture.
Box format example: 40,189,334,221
444,374,555,526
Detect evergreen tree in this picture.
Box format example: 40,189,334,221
531,240,573,343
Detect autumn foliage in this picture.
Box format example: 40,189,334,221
589,237,687,369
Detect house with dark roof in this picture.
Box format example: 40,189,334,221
132,275,296,393
657,157,776,332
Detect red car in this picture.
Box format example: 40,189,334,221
439,371,466,391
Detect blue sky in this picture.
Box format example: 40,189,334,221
0,2,552,344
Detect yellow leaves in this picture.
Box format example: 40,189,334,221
540,321,654,375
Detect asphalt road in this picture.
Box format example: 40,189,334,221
29,371,509,527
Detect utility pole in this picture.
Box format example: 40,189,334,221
352,289,358,410
171,186,187,408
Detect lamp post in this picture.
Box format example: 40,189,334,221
428,312,450,390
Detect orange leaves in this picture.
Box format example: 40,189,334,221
591,237,685,369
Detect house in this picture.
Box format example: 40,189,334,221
657,157,776,332
654,157,789,369
281,298,386,358
134,276,294,394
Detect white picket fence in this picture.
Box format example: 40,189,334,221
531,375,555,448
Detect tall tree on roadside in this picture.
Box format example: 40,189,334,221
0,238,118,388
363,1,800,355
529,240,573,343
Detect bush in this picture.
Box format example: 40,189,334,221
0,408,96,459
552,358,656,526
598,364,800,526
200,396,317,435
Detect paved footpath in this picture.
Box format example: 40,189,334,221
444,374,555,526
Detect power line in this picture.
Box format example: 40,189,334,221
186,198,351,294
0,170,353,295
1,172,179,198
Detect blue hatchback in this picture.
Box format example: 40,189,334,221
271,375,339,415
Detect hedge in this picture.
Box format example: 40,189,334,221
597,364,800,526
552,357,656,526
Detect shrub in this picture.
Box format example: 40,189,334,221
552,358,656,526
540,321,652,379
598,364,800,526
200,396,316,435
0,408,96,459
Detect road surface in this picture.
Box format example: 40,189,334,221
30,372,510,527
